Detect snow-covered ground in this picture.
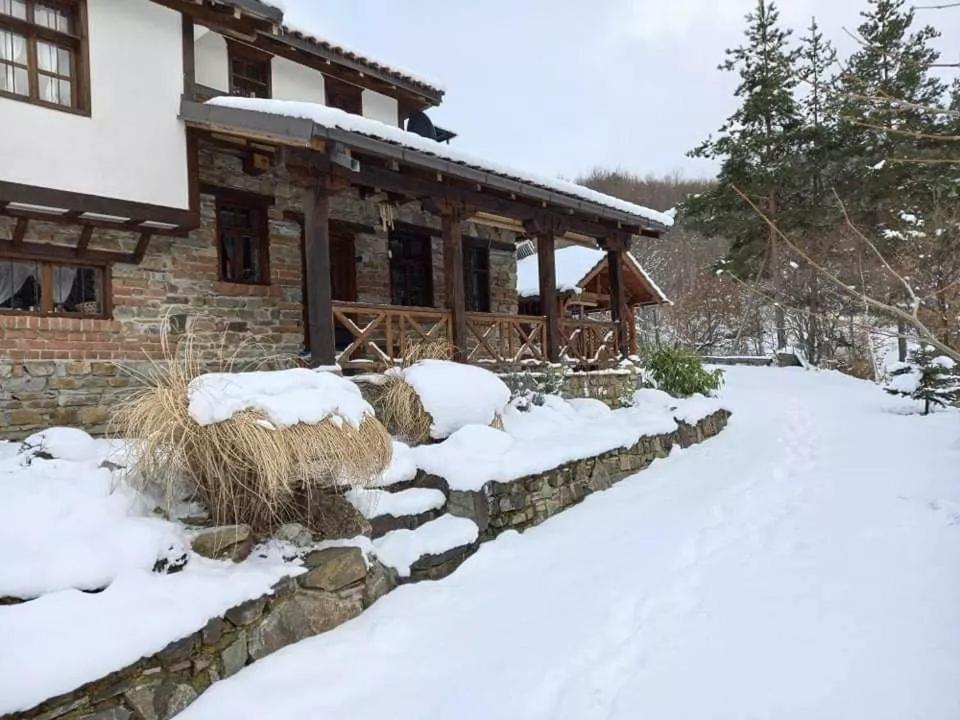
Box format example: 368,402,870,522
178,367,960,720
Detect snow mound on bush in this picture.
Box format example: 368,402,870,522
0,456,186,599
567,398,612,418
188,368,373,428
19,427,107,463
403,360,510,439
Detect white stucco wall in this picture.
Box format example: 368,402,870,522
0,0,189,210
272,56,326,104
362,89,399,126
194,27,229,93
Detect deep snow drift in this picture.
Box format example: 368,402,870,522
178,367,960,720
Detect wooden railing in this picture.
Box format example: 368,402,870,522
560,319,621,368
333,302,452,371
464,312,547,366
332,302,622,371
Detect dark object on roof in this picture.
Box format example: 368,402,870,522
434,126,457,144
406,112,437,141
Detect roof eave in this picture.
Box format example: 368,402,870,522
178,100,669,235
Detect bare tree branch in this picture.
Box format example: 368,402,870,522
730,184,960,361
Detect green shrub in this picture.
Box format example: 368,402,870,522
646,347,724,397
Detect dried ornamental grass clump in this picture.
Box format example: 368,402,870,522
114,343,391,532
367,339,453,444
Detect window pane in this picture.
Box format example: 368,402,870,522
0,260,41,311
58,47,71,75
34,4,71,33
0,30,27,64
54,265,101,314
0,0,28,20
12,64,27,94
38,73,55,102
57,78,70,105
37,41,56,73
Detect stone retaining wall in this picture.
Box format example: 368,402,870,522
11,409,730,720
444,410,730,539
11,548,396,720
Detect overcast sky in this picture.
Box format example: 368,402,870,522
280,1,958,183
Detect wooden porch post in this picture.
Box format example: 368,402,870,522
303,183,336,367
536,233,560,363
441,204,467,362
607,247,630,359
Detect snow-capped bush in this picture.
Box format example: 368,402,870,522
645,347,724,397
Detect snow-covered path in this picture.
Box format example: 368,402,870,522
178,367,960,720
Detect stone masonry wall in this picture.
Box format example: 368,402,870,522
444,410,731,539
9,409,730,720
0,140,517,438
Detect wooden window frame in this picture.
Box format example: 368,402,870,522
388,229,434,308
227,39,272,99
209,186,272,286
324,75,362,115
0,0,90,115
464,242,491,313
0,251,110,318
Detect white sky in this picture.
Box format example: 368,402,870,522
279,1,959,182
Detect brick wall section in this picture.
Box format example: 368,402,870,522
0,140,518,438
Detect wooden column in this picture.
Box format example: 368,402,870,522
537,233,560,363
441,204,467,361
181,13,195,99
303,183,336,367
607,247,630,358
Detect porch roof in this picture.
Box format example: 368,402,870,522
181,97,673,238
517,245,670,307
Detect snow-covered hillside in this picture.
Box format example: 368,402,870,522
177,366,960,720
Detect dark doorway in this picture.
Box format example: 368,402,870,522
389,230,433,307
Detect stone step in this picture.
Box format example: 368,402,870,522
372,514,480,583
345,487,448,538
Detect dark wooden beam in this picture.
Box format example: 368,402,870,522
182,12,196,99
0,239,129,265
536,232,560,363
303,184,336,367
2,208,183,237
131,232,153,264
75,226,93,255
0,181,196,230
607,248,629,358
11,217,28,246
329,162,632,241
440,203,468,362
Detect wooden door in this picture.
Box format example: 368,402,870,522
301,229,357,352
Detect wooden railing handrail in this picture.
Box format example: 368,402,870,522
332,300,451,317
466,311,547,323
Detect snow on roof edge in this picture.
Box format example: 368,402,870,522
254,1,444,94
205,97,674,229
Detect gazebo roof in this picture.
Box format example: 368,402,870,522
516,246,669,306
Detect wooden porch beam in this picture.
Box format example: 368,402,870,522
75,226,93,255
607,248,629,358
303,183,336,367
533,230,560,363
440,202,468,362
0,239,130,265
131,232,153,264
11,217,28,246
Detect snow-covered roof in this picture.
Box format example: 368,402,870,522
516,245,669,304
251,1,443,96
204,97,674,230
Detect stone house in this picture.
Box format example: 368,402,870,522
0,0,672,437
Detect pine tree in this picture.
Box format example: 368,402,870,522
885,345,960,415
685,0,801,281
836,0,946,220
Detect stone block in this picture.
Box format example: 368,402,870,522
191,525,253,562
24,362,57,377
247,599,311,660
224,596,267,627
220,633,248,678
299,547,367,591
78,708,131,720
363,561,397,607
